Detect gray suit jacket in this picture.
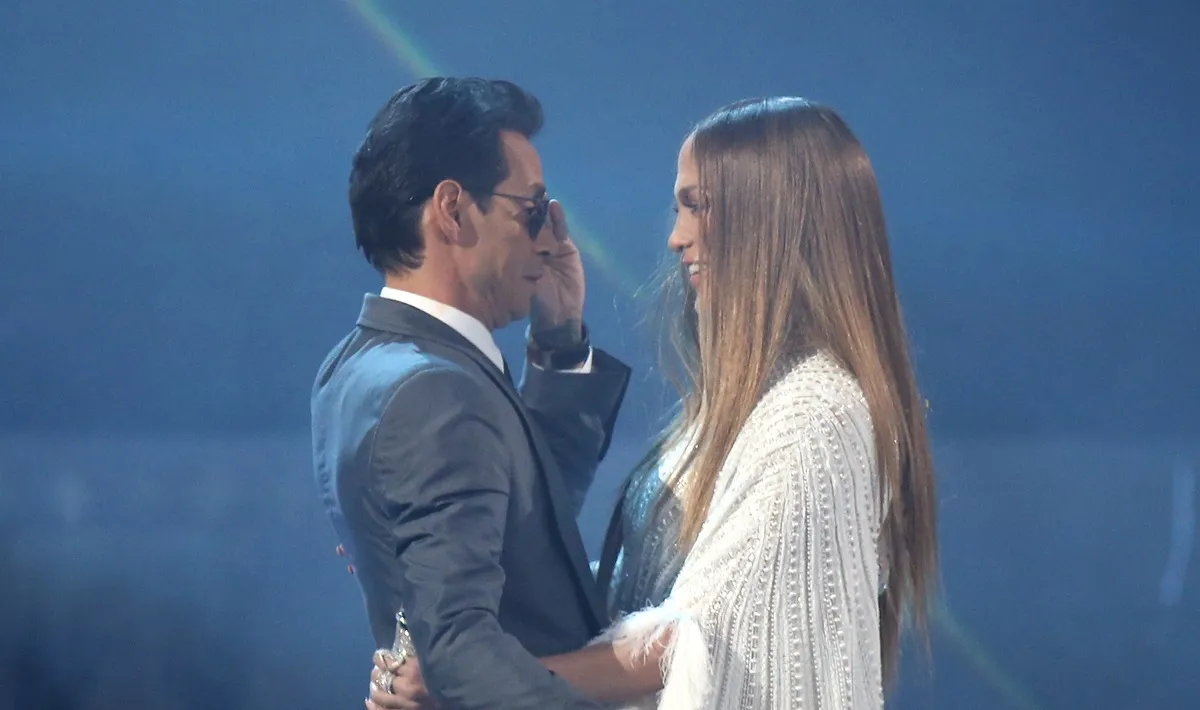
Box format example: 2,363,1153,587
312,294,630,709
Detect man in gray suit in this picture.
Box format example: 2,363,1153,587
311,78,629,709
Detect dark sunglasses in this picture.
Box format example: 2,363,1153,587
490,192,550,239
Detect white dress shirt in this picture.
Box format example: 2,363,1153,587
379,287,592,373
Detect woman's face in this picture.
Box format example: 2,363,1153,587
667,137,705,294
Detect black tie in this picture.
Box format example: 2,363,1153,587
501,358,514,385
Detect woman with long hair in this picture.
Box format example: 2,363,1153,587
371,96,938,709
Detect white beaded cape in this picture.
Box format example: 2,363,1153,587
598,351,885,709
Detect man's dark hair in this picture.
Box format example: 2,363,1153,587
348,77,544,273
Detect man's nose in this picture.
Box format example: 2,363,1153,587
533,222,555,255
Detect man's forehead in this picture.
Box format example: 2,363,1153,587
499,131,544,189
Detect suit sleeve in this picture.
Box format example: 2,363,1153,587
370,367,603,710
519,348,631,517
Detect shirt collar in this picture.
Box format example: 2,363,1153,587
378,287,504,371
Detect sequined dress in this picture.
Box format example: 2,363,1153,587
598,352,885,709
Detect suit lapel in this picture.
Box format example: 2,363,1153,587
357,295,607,629
505,389,609,627
495,377,608,628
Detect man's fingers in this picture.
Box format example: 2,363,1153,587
369,686,421,710
548,199,569,241
374,648,405,671
367,657,431,709
396,657,425,688
392,667,428,701
373,649,390,671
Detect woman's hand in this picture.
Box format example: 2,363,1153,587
366,648,439,710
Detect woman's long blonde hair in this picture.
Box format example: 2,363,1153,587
637,97,937,683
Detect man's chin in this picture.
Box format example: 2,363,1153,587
494,306,531,331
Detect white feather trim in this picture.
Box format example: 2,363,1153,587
592,604,711,709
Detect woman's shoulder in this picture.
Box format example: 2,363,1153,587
744,350,871,452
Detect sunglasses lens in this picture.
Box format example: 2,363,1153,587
528,204,548,238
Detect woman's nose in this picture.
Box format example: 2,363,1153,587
667,225,691,253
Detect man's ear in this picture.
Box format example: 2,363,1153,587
429,179,464,242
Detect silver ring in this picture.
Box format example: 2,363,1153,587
375,669,395,694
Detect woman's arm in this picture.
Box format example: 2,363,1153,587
366,639,666,709
540,639,666,704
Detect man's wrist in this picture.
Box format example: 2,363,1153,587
530,318,584,350
527,321,591,370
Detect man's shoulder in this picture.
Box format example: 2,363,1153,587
333,335,488,395
385,358,500,413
